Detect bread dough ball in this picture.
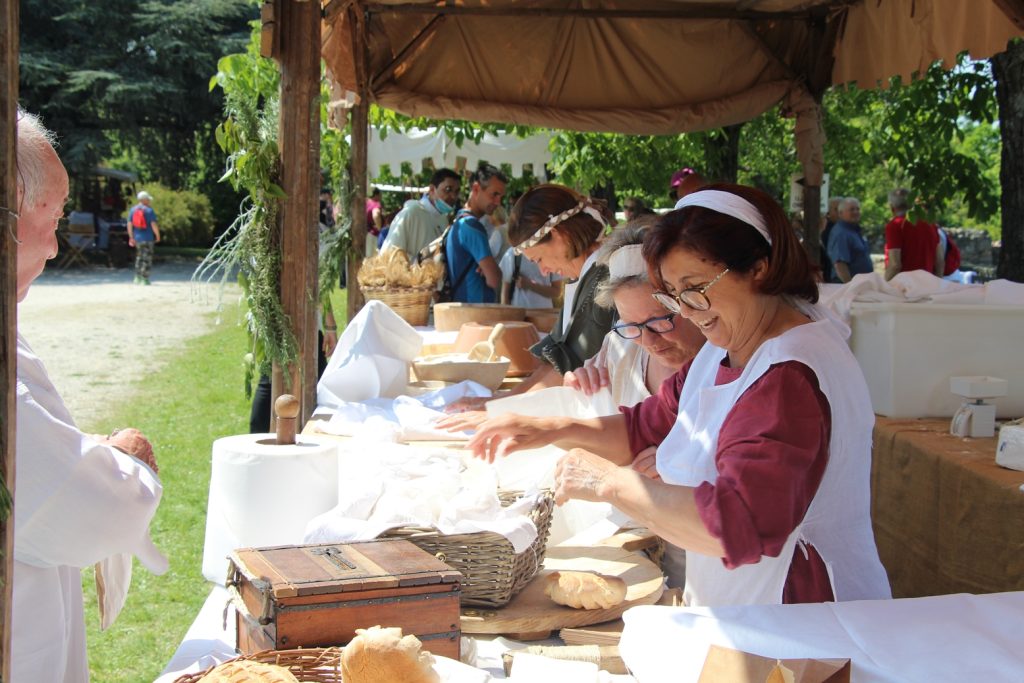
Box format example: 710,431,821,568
341,625,440,683
199,659,300,683
544,570,628,610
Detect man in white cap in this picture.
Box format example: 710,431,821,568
126,189,161,284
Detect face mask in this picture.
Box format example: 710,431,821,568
433,196,455,215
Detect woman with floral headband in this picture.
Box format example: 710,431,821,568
464,184,891,606
447,184,617,411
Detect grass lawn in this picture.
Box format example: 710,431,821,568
80,288,347,682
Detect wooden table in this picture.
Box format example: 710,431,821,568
871,416,1024,597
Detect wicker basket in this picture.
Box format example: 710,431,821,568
380,489,554,608
362,287,433,327
174,647,342,683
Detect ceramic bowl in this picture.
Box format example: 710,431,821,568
524,308,560,334
411,353,511,391
453,321,541,377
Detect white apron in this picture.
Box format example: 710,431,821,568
655,303,891,607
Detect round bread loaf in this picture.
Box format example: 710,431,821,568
544,570,628,610
198,659,300,683
341,625,440,683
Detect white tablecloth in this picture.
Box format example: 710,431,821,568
619,591,1024,682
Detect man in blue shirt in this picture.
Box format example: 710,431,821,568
826,197,874,283
446,165,506,303
127,190,161,285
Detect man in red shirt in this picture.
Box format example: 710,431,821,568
883,188,944,280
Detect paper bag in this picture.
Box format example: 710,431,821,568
698,645,850,683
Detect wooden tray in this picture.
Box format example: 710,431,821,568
459,544,664,640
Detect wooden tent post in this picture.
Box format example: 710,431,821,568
347,5,368,322
0,1,17,678
273,0,321,425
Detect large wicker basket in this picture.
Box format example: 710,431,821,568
380,489,554,608
174,647,342,683
362,287,433,327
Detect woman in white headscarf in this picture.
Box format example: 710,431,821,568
466,184,891,607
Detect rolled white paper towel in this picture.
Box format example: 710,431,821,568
202,434,339,584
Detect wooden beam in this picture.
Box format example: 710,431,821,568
274,0,321,424
370,14,446,91
0,0,18,678
993,0,1024,31
347,4,368,321
363,2,855,21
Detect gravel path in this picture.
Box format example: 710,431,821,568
17,258,239,429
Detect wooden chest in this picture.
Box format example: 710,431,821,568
228,539,462,660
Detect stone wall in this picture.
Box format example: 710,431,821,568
946,228,995,268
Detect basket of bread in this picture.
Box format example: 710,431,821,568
175,626,446,683
357,250,442,327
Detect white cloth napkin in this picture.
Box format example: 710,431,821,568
317,300,423,406
303,443,540,552
313,381,492,442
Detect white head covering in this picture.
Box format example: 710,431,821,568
608,244,647,280
137,191,153,202
674,189,772,245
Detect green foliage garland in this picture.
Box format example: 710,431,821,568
196,37,298,397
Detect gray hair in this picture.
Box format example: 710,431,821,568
16,108,58,210
594,218,655,309
888,188,910,213
837,196,860,212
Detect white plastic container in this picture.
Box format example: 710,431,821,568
848,302,1024,418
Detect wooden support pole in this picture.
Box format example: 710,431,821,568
0,2,18,678
273,0,321,425
803,185,822,266
347,5,368,321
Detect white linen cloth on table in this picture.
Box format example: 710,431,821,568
820,270,1024,322
303,442,540,553
317,299,423,406
312,380,491,442
619,592,1024,683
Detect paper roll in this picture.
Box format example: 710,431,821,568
202,434,339,584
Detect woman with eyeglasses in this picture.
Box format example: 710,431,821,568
466,184,891,606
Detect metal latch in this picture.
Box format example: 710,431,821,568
311,545,357,571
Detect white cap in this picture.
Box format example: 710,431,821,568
137,191,153,201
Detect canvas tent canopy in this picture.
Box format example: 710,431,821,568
366,126,553,178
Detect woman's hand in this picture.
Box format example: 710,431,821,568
553,448,617,505
631,446,661,480
444,395,492,413
465,414,556,463
563,344,609,396
434,411,489,433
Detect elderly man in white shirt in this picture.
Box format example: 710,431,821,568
11,108,167,683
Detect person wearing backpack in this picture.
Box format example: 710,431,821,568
126,190,161,285
445,164,507,303
883,188,943,280
380,168,461,257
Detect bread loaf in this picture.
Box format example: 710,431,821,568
544,570,627,610
198,659,300,683
341,625,440,683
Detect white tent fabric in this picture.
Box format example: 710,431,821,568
368,127,553,178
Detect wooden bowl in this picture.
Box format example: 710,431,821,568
524,308,560,334
453,321,541,377
412,353,511,391
433,303,526,332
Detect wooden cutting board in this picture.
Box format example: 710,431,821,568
460,544,664,640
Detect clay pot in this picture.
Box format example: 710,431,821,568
453,321,541,377
433,303,526,332
524,308,560,334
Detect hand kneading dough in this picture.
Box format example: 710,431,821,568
199,659,300,683
341,625,440,683
544,570,628,610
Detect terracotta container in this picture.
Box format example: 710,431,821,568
454,321,541,377
433,303,526,332
524,307,560,334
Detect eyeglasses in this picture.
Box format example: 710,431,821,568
612,313,677,339
652,267,730,313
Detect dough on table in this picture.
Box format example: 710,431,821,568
544,570,627,610
341,625,440,683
